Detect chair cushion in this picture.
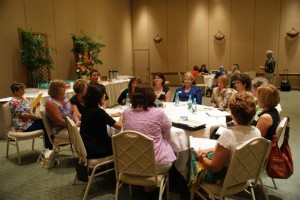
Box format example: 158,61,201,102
88,156,113,167
119,172,166,186
8,130,43,140
53,137,70,144
201,180,250,197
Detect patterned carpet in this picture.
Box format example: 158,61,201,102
0,92,299,200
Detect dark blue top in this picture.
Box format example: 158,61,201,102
173,86,202,104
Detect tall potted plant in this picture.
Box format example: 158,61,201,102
20,29,54,87
71,31,105,79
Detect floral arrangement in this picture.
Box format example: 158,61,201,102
76,50,95,78
71,31,105,79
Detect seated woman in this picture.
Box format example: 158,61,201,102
46,80,79,140
123,84,176,174
195,92,260,184
9,82,52,149
153,72,171,102
70,79,87,120
233,73,252,92
211,75,236,109
173,72,202,104
80,84,123,159
117,76,142,105
191,66,199,77
251,84,280,141
198,64,209,74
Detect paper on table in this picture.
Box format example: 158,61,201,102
215,126,228,135
29,93,43,108
189,136,217,151
205,109,231,117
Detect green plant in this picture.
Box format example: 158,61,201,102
20,29,54,70
71,31,105,79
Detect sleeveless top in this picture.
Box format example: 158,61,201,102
156,85,170,101
252,107,280,140
47,96,73,135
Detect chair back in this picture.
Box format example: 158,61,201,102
40,105,54,145
2,102,13,128
220,137,271,197
276,116,289,141
65,116,88,164
178,72,183,85
112,130,158,181
195,74,205,85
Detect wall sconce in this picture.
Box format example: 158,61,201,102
214,31,225,40
286,28,299,38
153,34,163,43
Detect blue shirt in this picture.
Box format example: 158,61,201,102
173,86,202,104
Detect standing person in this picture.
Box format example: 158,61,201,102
174,72,202,104
9,82,52,149
251,84,280,141
211,75,236,109
123,84,176,174
80,84,123,159
89,69,109,108
117,77,142,105
198,64,209,74
46,80,79,140
260,50,276,83
195,92,260,184
70,79,88,120
153,72,171,102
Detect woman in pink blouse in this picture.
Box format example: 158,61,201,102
123,84,176,174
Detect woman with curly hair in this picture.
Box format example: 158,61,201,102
195,92,260,184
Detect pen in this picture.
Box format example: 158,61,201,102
206,112,210,117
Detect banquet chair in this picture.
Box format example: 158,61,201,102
269,116,289,189
195,75,208,95
65,116,114,200
191,137,271,200
178,72,184,85
40,105,74,165
3,102,44,165
112,130,169,200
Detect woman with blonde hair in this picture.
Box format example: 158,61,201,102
252,84,280,140
211,75,236,109
46,80,79,140
70,79,88,119
173,72,202,104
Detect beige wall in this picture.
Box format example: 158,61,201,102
0,0,132,97
132,0,300,88
1,0,300,97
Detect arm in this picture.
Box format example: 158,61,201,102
45,101,66,127
112,113,123,129
71,104,81,121
256,113,273,138
198,144,230,172
165,90,171,102
117,89,127,105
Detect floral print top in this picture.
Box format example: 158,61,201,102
9,97,33,131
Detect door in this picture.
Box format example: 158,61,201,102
133,50,150,83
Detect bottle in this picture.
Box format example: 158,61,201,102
192,98,197,114
175,92,180,106
187,95,192,110
125,93,130,107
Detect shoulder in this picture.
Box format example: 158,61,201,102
163,85,169,92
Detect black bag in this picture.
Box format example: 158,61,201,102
76,163,88,182
281,69,291,91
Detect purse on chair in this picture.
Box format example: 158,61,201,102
266,122,293,179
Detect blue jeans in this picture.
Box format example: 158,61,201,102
24,119,52,150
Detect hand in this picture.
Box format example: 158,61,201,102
220,89,226,97
76,121,81,127
111,112,122,117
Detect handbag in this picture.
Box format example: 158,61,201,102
76,162,89,182
266,122,293,179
